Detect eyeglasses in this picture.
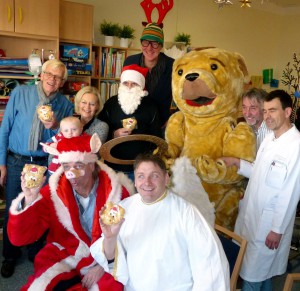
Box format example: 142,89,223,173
141,40,161,49
43,71,64,82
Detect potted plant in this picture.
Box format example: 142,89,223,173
174,32,191,47
118,25,135,48
99,20,121,46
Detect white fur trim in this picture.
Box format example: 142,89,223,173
10,192,42,215
48,161,130,244
170,156,215,226
28,255,79,290
58,151,98,164
116,172,136,195
96,161,123,203
121,70,145,89
49,166,85,242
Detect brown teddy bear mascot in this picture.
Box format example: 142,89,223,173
165,47,256,229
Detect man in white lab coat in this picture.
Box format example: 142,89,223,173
222,89,300,291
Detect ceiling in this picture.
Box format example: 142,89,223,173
269,0,300,7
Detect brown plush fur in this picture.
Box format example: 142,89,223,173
165,48,256,229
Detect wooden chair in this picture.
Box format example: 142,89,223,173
100,134,168,165
283,273,300,291
215,224,247,291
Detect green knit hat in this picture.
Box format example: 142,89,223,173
140,23,164,46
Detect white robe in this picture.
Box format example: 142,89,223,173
235,125,300,282
91,191,230,291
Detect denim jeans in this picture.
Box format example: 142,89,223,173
2,154,47,260
242,278,273,291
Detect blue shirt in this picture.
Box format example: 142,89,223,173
74,178,99,240
0,84,74,165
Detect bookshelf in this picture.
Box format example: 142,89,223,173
92,45,141,102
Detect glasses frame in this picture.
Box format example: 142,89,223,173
42,71,64,82
141,40,161,49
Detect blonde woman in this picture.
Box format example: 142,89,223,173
74,86,108,144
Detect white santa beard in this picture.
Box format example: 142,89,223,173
118,85,146,115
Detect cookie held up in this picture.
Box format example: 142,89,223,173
23,164,47,188
101,201,125,225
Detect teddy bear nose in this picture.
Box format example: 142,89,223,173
185,73,199,82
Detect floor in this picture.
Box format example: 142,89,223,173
0,245,34,291
0,241,300,290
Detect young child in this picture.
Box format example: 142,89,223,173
43,116,84,174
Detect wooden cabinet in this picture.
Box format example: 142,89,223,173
0,0,59,37
59,1,93,43
0,0,14,32
59,1,94,97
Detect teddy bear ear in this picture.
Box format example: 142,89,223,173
40,142,60,156
90,133,102,153
235,53,248,77
193,46,216,52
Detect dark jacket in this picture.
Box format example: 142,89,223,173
124,52,174,127
98,95,162,172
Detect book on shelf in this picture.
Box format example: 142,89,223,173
100,81,120,101
0,96,9,105
67,69,92,76
60,57,87,64
0,58,28,66
115,51,125,78
91,51,96,77
101,48,126,79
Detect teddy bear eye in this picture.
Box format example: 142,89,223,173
178,69,183,76
211,64,218,70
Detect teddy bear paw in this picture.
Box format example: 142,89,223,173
193,155,227,183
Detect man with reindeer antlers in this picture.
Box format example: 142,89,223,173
7,133,134,290
124,0,175,131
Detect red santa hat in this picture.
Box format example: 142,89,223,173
120,64,149,89
56,133,101,164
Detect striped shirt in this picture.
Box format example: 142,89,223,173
255,121,272,150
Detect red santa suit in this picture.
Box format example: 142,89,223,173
8,161,132,291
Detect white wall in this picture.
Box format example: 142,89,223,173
70,0,300,89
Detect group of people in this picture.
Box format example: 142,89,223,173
222,88,300,290
1,20,300,291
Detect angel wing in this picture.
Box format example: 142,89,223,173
170,156,215,226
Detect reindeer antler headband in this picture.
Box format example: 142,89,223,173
140,0,174,26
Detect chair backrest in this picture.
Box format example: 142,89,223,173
283,273,300,291
215,224,247,291
100,134,168,165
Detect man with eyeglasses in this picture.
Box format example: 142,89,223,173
124,22,174,132
0,59,74,278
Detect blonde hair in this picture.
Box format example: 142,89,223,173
60,116,83,131
42,59,68,80
74,86,103,116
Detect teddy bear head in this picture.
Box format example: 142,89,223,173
172,47,248,120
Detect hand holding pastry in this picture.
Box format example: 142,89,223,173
122,117,137,130
101,201,125,225
21,164,47,207
113,127,132,138
22,164,47,189
99,205,124,242
37,105,53,122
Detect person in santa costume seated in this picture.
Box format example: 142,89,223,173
7,133,134,291
91,153,230,291
98,64,162,181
